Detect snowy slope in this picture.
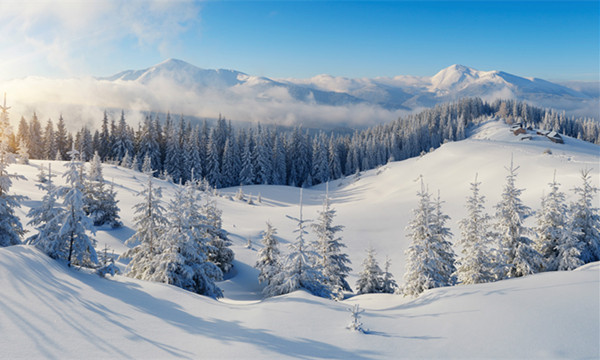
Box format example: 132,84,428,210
2,119,599,358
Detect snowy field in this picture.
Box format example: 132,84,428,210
2,119,599,359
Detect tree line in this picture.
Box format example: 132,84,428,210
7,98,600,190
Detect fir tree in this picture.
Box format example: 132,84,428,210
494,158,542,279
311,185,352,298
200,184,234,273
356,247,383,295
570,169,600,264
256,221,281,286
84,152,121,227
58,149,98,267
402,179,455,297
0,97,25,247
380,257,398,294
26,164,66,258
535,172,569,271
455,175,497,284
264,189,330,298
121,171,167,280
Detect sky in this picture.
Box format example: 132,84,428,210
0,0,598,82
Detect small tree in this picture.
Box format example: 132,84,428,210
346,304,366,333
58,148,98,267
535,172,569,271
356,247,383,295
256,221,281,286
402,179,455,297
121,170,167,279
264,189,330,298
570,169,600,264
26,164,65,258
455,175,498,284
380,257,398,294
494,158,542,279
311,185,352,298
85,152,122,227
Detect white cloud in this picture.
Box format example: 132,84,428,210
0,0,200,80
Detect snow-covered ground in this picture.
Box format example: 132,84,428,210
2,119,599,358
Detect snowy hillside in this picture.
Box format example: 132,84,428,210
2,60,597,130
2,119,599,358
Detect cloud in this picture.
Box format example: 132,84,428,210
0,0,200,80
0,74,408,131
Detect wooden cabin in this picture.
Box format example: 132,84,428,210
546,131,564,144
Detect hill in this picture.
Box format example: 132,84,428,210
2,119,599,358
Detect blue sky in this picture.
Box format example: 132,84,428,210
0,1,598,81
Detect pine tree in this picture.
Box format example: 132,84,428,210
17,138,29,164
55,115,68,160
0,97,25,247
356,247,383,294
58,149,98,267
430,191,457,285
264,189,330,298
535,172,569,271
121,170,167,280
200,185,234,273
26,164,66,258
256,221,281,286
311,185,352,298
84,153,121,227
42,119,56,160
148,182,223,298
570,169,600,264
402,179,455,297
239,135,254,185
380,256,398,294
494,158,542,279
455,175,498,284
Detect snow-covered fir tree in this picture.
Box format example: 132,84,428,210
199,184,234,273
402,179,455,297
17,138,29,164
454,175,498,284
380,256,398,294
0,96,25,247
430,191,457,284
534,172,570,271
58,148,98,267
264,189,330,298
356,246,383,294
84,152,122,227
494,158,542,279
26,164,66,258
147,182,223,298
255,221,281,287
311,185,352,299
121,169,167,280
570,169,600,264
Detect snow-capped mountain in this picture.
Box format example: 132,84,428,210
102,59,596,114
2,59,597,130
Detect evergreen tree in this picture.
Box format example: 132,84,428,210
535,173,569,271
58,149,98,267
205,131,222,188
17,138,29,164
148,182,223,298
239,135,254,185
264,189,330,298
455,175,498,284
380,257,398,294
26,164,66,258
0,98,25,247
402,179,455,297
84,152,121,227
356,247,383,294
55,115,68,160
28,113,43,159
311,185,352,298
200,186,234,273
430,191,457,285
255,221,281,286
570,169,600,264
121,170,167,280
494,158,542,279
42,119,56,160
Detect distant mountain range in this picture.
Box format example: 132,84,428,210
102,59,595,110
3,59,598,130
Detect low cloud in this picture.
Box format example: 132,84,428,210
1,75,408,131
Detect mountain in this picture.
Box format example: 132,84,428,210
2,59,597,130
2,119,599,358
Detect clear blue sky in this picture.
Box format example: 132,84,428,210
0,1,598,81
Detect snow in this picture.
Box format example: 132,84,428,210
1,120,599,358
